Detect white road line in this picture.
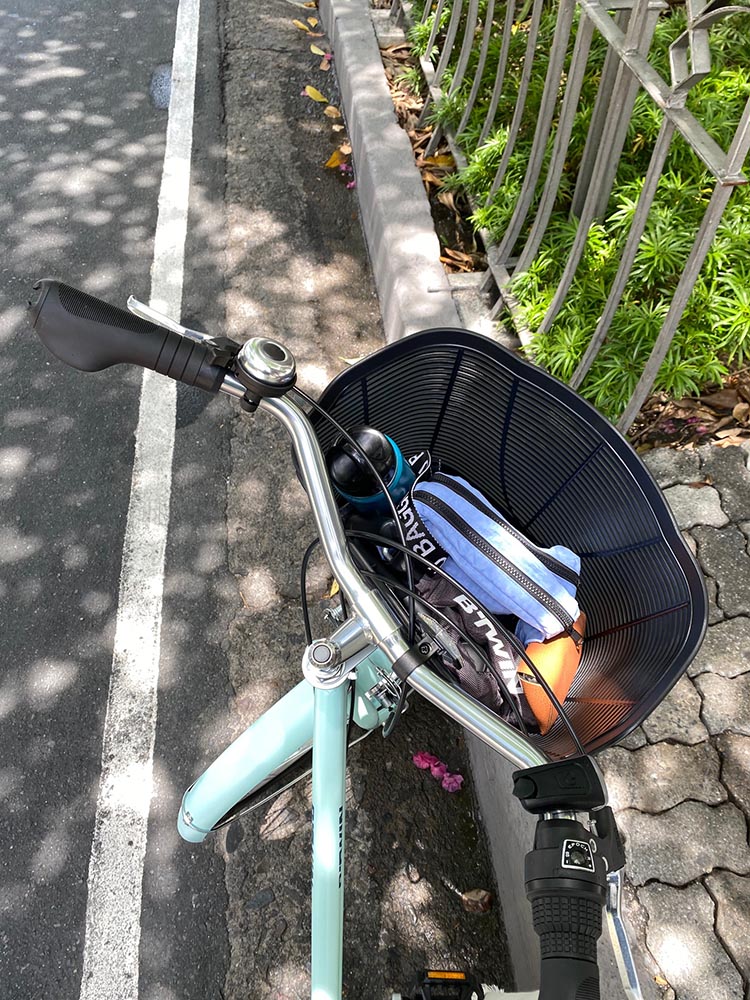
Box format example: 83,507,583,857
78,1,201,997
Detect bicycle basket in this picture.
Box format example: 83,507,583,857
312,329,708,759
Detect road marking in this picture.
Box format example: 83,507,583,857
78,0,201,996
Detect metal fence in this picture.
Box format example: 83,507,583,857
387,0,750,431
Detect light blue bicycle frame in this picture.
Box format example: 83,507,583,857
311,682,348,999
178,646,394,1000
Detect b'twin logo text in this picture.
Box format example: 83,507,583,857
453,593,514,667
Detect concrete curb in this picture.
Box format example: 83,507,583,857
319,0,462,341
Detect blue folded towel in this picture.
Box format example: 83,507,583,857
412,473,581,644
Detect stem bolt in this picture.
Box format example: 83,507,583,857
310,639,339,666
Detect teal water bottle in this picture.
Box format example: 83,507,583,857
326,426,415,515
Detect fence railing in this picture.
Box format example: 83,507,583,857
387,0,750,431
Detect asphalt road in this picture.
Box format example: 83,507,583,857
1,2,231,997
1,2,516,998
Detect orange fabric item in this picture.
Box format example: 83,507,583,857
517,612,587,734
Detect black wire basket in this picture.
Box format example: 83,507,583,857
312,329,708,760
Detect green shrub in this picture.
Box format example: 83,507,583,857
416,1,750,420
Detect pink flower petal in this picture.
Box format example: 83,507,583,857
430,761,448,779
442,773,464,793
412,751,440,770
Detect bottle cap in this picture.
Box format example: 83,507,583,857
327,426,396,499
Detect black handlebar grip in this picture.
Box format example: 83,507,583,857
530,889,603,1000
28,278,227,393
526,817,606,1000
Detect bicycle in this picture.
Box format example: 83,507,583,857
28,277,707,1000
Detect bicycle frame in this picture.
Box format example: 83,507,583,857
178,644,403,998
179,638,551,999
311,683,348,999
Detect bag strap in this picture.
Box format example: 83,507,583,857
430,473,579,589
394,451,448,568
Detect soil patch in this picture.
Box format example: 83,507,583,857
630,368,750,452
380,42,486,274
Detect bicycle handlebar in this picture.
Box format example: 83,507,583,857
26,279,549,771
28,279,227,392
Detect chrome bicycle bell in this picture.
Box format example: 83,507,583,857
234,337,297,399
233,337,297,408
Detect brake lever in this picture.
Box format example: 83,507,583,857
127,296,210,343
606,870,644,1000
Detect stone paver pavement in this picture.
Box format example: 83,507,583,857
599,441,750,1000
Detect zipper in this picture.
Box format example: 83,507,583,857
431,473,579,587
415,491,575,634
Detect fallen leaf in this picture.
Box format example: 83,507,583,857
716,432,750,446
714,415,736,432
307,15,319,25
382,47,412,62
437,189,458,213
323,105,341,118
654,975,669,988
332,124,345,132
700,388,740,411
339,355,364,365
685,479,712,489
421,170,443,189
440,255,472,272
304,85,328,102
461,888,492,913
310,43,326,55
424,154,455,168
324,578,340,599
303,1,317,6
324,148,347,168
733,401,750,422
442,247,476,263
339,142,352,155
319,57,331,71
292,18,311,31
